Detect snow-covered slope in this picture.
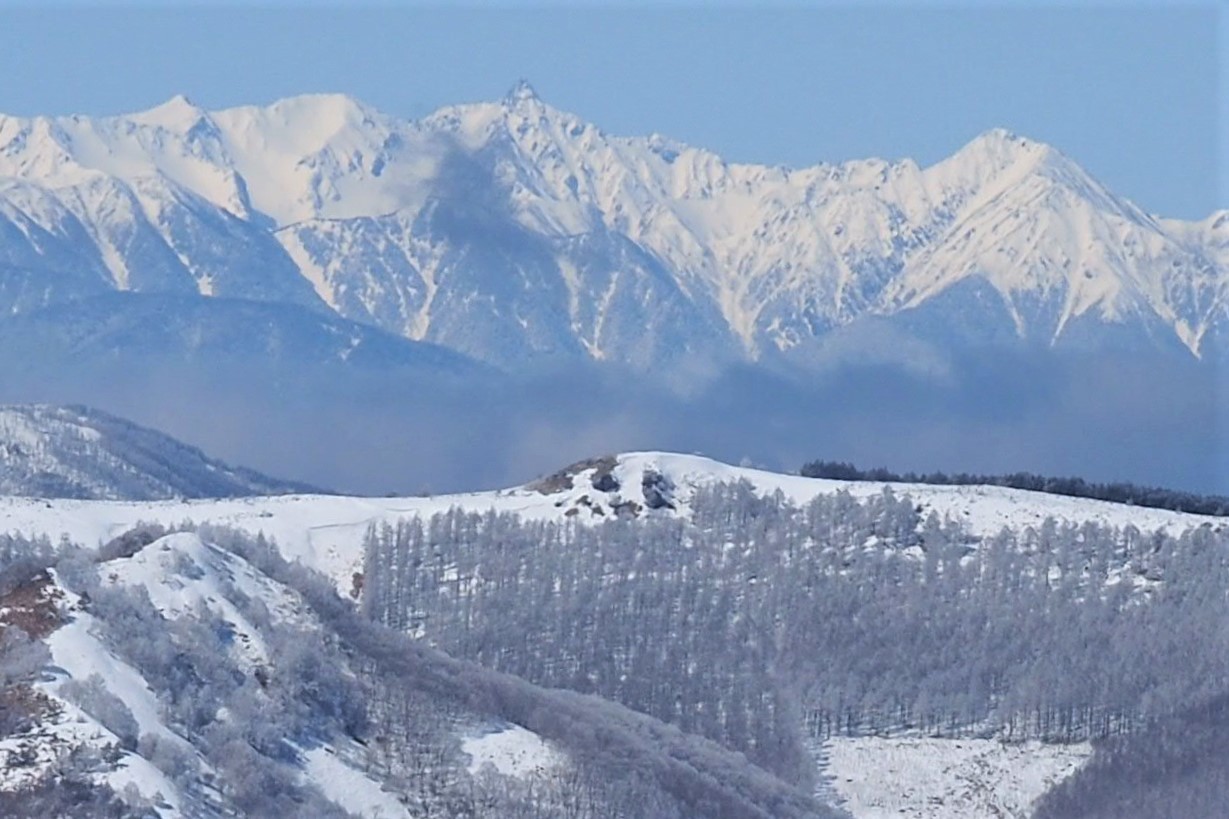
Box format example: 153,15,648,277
0,86,1223,369
0,404,320,500
0,451,1219,594
821,736,1091,819
0,533,427,817
0,527,839,818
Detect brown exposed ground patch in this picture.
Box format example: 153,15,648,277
612,499,642,519
528,455,619,495
0,572,65,641
0,685,59,740
0,573,65,740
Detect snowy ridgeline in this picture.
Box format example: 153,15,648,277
0,452,1227,816
0,451,1219,596
0,86,1224,370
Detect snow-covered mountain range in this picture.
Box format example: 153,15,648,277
0,405,319,500
1,83,1224,370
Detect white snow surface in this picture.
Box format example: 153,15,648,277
461,723,565,780
823,736,1091,819
0,452,1221,593
0,576,190,814
1,453,1213,815
96,531,314,665
46,606,184,747
0,88,1223,363
301,744,412,819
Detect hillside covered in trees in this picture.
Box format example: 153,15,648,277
0,522,841,817
2,458,1228,816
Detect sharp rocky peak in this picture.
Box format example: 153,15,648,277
503,79,542,107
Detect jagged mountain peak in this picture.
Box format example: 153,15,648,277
120,92,381,134
930,128,1145,226
503,78,542,107
955,127,1046,158
0,90,1222,366
425,82,590,155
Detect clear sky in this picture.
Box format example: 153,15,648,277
0,1,1222,219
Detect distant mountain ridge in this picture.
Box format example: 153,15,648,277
0,292,486,378
0,84,1223,371
0,404,322,500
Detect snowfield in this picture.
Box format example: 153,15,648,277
823,736,1091,819
300,744,412,819
0,706,184,817
461,723,565,780
0,451,1220,593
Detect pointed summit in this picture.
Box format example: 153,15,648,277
956,128,1048,163
923,127,1063,191
131,93,207,130
503,79,541,107
152,93,198,114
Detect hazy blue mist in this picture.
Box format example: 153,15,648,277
1,346,1220,497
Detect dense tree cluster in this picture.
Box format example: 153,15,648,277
1034,693,1229,818
8,479,1228,816
221,523,836,819
363,481,1229,764
800,459,1229,516
0,745,141,818
0,533,56,597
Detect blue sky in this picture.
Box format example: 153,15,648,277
0,2,1222,219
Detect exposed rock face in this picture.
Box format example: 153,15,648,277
591,467,621,494
529,455,618,495
641,469,676,511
